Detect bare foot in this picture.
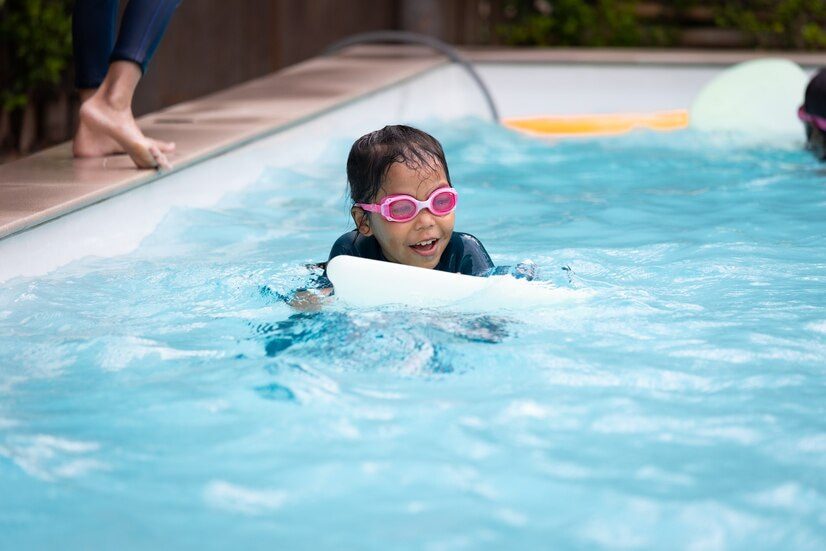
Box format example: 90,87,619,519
73,116,175,159
76,95,174,169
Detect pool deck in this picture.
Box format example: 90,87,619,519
0,46,822,241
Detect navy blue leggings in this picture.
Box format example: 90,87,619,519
73,0,181,89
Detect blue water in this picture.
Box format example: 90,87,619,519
1,119,824,549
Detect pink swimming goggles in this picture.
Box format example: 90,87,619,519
357,187,458,223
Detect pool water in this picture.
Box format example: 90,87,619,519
1,119,824,549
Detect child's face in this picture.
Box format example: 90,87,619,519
354,160,455,269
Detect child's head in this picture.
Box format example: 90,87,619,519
347,125,456,269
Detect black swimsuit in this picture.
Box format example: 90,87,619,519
326,230,495,277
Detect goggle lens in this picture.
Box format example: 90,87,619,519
430,190,456,214
389,199,417,219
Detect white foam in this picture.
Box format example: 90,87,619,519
805,320,826,334
496,507,528,527
331,419,361,440
748,483,805,509
502,400,551,420
203,480,287,515
797,434,826,453
0,434,105,482
98,335,222,372
670,347,754,364
591,415,762,445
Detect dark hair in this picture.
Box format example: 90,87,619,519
346,125,451,205
803,69,826,160
804,68,826,120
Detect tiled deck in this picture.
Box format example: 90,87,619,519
1,46,822,242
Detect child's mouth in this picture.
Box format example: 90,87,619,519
409,238,438,256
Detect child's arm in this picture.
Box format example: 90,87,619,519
288,230,373,310
287,262,334,311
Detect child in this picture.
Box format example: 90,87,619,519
326,124,494,276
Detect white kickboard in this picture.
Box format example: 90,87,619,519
326,255,490,307
690,58,808,136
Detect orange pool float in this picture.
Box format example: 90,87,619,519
503,109,689,137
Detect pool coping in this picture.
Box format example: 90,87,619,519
1,46,822,242
462,47,825,67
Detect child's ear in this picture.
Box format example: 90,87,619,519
351,206,373,237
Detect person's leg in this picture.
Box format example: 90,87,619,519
74,0,180,168
73,0,126,157
73,0,117,90
78,60,171,168
110,0,181,73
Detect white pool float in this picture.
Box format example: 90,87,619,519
690,58,809,137
325,255,590,309
326,255,489,308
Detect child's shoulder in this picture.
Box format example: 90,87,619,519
441,231,493,276
330,229,359,251
451,232,489,255
452,231,485,246
328,230,381,260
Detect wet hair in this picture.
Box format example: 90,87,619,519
802,69,826,160
346,125,451,205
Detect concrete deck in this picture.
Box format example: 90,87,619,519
1,46,822,242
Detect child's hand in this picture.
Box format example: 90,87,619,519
513,261,537,281
486,261,537,281
288,287,333,312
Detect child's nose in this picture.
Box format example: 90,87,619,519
414,208,436,228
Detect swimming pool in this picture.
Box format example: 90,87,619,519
1,62,824,549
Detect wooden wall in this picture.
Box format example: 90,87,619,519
134,0,399,115
399,0,507,46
